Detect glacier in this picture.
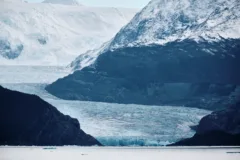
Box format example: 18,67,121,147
0,0,138,65
0,66,210,146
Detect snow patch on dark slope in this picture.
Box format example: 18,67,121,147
47,0,240,110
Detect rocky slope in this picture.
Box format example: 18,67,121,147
172,102,240,146
47,0,240,110
47,39,240,110
0,86,101,146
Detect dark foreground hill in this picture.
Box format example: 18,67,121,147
172,102,240,146
0,86,101,146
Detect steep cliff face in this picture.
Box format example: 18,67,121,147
172,102,240,146
0,86,101,146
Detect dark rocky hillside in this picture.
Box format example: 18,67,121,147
46,39,240,110
172,102,240,146
0,86,101,146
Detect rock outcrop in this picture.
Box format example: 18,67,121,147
0,86,101,146
172,102,240,146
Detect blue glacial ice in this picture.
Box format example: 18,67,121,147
2,83,211,146
0,66,211,146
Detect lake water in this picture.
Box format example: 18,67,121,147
1,147,240,160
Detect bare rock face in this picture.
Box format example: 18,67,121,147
0,86,101,146
172,102,240,146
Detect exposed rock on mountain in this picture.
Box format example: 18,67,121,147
172,102,240,146
0,86,101,146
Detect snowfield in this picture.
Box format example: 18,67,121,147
0,0,138,65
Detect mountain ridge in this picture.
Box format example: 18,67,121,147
70,0,240,70
109,0,240,49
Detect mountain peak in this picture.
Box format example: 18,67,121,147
42,0,82,6
109,0,240,49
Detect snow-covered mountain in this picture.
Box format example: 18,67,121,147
0,0,138,65
110,0,240,48
70,0,240,70
48,0,240,109
43,0,82,6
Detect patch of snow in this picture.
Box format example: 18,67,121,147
68,41,111,71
